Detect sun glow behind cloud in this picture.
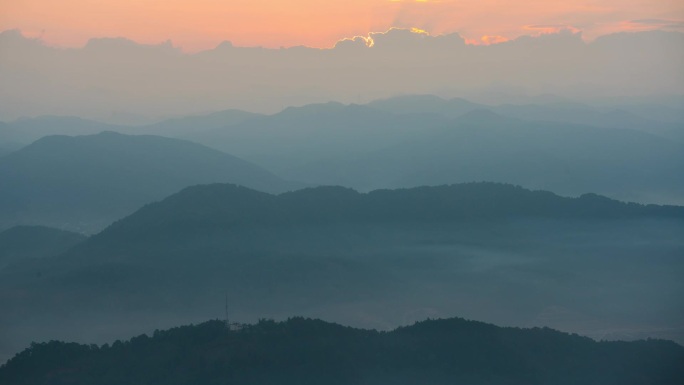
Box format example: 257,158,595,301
0,0,682,51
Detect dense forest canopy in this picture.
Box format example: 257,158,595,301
2,317,683,385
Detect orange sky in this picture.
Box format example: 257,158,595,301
1,0,683,51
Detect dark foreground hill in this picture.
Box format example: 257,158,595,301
0,132,296,233
1,317,683,385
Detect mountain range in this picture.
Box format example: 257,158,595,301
0,132,296,232
1,182,682,363
2,95,682,234
368,94,684,140
0,110,262,151
279,109,684,204
2,94,681,152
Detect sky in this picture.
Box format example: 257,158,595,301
1,0,683,52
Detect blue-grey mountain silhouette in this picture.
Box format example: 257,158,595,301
0,132,296,232
1,182,681,363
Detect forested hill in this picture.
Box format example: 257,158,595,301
91,182,684,241
2,317,682,385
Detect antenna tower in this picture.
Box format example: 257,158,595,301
225,294,229,327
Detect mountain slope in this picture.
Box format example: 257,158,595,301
138,109,263,137
0,116,125,146
0,132,296,232
317,110,684,204
2,317,682,385
183,103,450,178
61,182,682,261
0,226,86,266
367,95,483,118
90,182,683,243
365,95,684,142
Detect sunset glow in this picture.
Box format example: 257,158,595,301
1,0,683,51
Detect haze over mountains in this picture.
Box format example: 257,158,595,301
1,183,682,364
303,109,684,204
1,28,683,383
0,110,261,150
1,28,682,122
0,226,85,268
0,132,295,232
2,1,683,381
181,103,449,177
0,98,681,243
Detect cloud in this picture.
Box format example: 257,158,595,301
480,35,509,45
333,27,465,51
334,36,374,49
1,27,682,121
2,0,683,51
628,19,684,30
524,24,582,35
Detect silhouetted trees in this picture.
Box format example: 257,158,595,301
2,317,683,385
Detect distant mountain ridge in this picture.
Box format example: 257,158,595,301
304,110,684,204
3,95,680,150
182,102,451,176
0,116,125,149
0,132,297,232
2,317,682,385
369,94,684,127
85,182,684,247
0,109,262,147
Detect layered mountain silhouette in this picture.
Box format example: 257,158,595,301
2,23,683,384
3,98,682,208
3,95,681,153
1,182,682,363
296,110,684,204
0,110,263,147
42,181,675,264
367,95,684,129
0,132,296,232
0,116,124,147
367,95,684,142
97,98,682,205
367,95,483,118
2,317,682,385
140,109,261,137
87,182,683,246
183,102,450,176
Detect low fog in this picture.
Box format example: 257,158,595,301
2,218,682,364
